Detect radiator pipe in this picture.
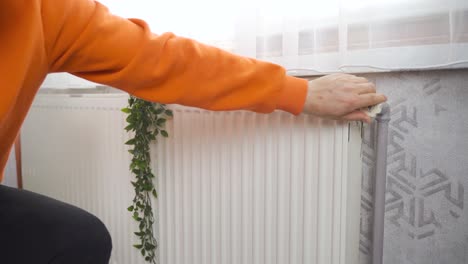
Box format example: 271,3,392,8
372,103,390,264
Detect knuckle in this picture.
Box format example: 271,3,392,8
336,73,352,81
353,77,366,83
350,85,360,91
367,86,377,94
337,80,350,89
343,96,358,108
329,73,342,80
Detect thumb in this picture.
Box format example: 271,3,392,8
342,110,371,123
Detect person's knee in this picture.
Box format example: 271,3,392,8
0,186,113,263
93,217,113,255
53,206,113,263
73,212,113,258
87,215,113,254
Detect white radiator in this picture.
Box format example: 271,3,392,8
22,94,363,264
3,147,18,188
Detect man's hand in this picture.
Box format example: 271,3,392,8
302,73,387,123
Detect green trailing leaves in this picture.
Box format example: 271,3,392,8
133,244,143,249
164,109,173,117
156,118,166,126
125,139,136,145
155,108,165,115
123,96,172,264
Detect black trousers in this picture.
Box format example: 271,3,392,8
0,184,112,264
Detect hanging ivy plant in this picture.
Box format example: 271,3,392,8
122,96,172,263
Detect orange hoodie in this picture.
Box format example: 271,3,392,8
0,0,307,182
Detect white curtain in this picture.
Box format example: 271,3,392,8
43,0,468,87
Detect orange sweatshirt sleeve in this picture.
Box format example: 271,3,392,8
41,0,307,114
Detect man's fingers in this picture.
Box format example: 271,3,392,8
342,110,371,123
354,83,376,94
355,93,387,109
351,76,369,83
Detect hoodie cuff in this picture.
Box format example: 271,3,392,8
276,76,308,115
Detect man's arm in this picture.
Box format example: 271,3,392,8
41,0,307,114
41,0,386,120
